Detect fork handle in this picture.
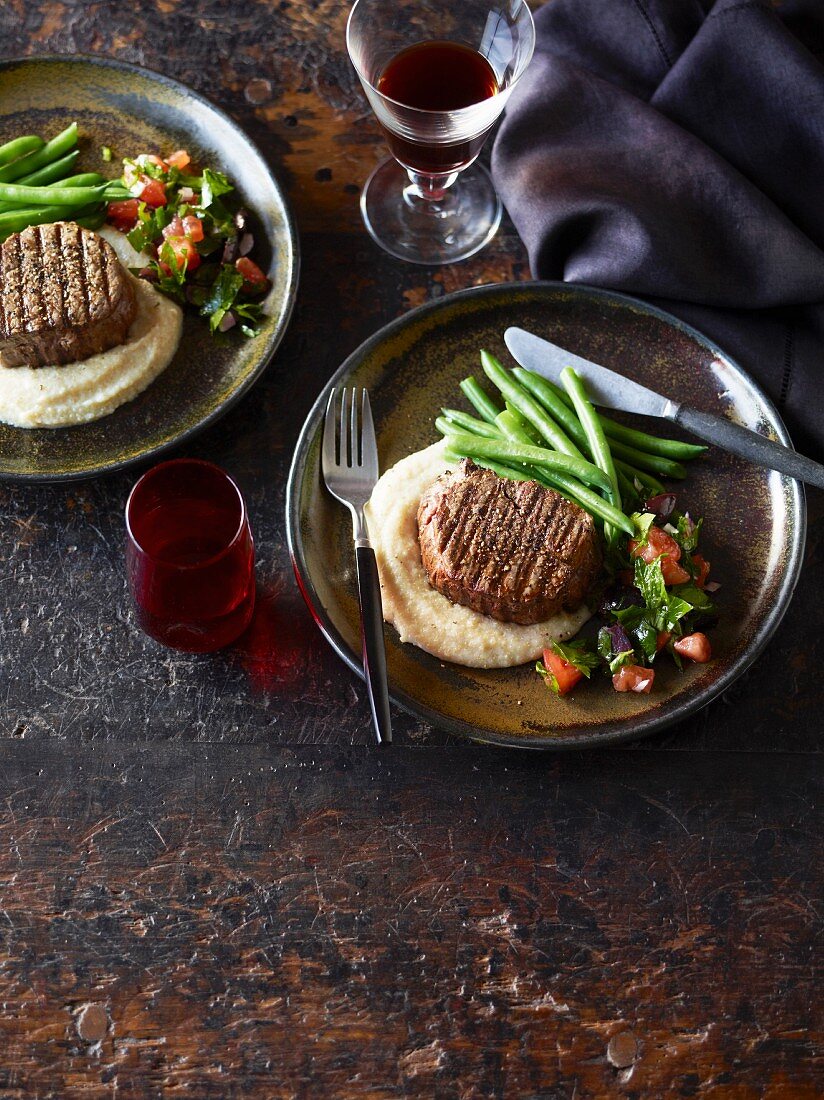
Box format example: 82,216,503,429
355,544,393,745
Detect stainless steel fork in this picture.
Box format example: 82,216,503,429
322,387,392,745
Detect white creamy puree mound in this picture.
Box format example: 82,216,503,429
365,441,591,669
0,276,182,428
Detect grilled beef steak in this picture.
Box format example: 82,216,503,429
417,459,602,624
0,222,137,369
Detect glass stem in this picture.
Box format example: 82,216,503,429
404,169,460,210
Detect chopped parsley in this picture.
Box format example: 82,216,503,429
109,150,271,339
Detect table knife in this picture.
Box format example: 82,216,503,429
504,327,824,490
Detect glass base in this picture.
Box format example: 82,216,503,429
136,581,256,653
360,157,502,265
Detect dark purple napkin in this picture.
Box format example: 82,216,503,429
492,0,824,458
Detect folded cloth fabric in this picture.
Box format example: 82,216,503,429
492,0,824,457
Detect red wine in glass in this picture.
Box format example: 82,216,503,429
376,40,499,174
126,459,255,653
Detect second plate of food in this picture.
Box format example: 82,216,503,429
287,282,805,749
0,56,298,480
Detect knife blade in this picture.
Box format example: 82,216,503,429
503,327,824,490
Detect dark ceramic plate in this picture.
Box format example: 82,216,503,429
287,282,805,749
0,56,298,481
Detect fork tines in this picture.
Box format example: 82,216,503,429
322,386,378,479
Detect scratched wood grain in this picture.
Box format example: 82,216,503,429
0,741,820,1098
0,0,821,1095
0,1,821,749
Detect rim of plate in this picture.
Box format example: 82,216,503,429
286,282,806,749
0,54,300,482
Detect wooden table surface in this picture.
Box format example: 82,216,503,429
0,2,821,1096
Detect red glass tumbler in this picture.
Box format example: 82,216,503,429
126,459,255,653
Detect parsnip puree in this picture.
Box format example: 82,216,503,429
0,275,182,429
365,440,591,669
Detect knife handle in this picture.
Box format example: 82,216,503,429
673,405,824,490
355,544,393,745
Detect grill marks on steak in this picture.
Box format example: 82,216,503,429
0,222,137,368
417,459,602,624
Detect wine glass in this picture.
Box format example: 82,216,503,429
346,0,535,265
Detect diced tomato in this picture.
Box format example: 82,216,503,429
692,553,711,589
162,214,185,239
630,525,689,585
164,214,204,243
181,214,204,242
541,648,584,697
656,631,671,653
166,149,191,170
137,177,167,207
235,256,269,294
165,235,201,272
660,558,691,586
629,525,682,565
612,664,655,693
673,633,712,663
106,198,140,232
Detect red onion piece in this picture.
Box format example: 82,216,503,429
644,493,677,521
604,623,633,655
218,311,237,332
222,235,239,264
704,580,721,593
238,232,254,256
179,186,195,203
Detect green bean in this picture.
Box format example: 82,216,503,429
440,417,563,489
435,415,498,442
0,176,106,215
459,376,501,424
0,169,102,215
0,180,109,207
561,366,622,544
608,438,686,479
513,367,589,449
519,363,687,478
102,183,133,200
440,408,500,438
0,201,100,240
493,408,557,463
616,460,666,497
495,411,548,472
516,365,705,460
441,428,612,491
481,350,587,460
51,173,105,188
14,150,79,187
615,466,637,504
598,416,707,460
0,135,44,168
442,448,538,484
491,411,634,534
502,403,541,445
0,124,78,184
